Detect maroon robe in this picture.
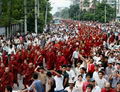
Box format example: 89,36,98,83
0,72,14,92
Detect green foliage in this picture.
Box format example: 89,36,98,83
83,0,90,7
57,2,115,23
0,0,52,33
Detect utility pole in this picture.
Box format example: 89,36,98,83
24,0,27,34
104,4,107,23
45,0,48,27
38,0,40,17
35,0,38,34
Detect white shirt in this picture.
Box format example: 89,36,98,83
66,69,76,82
93,56,101,63
65,87,79,92
72,51,79,59
75,67,80,76
95,77,107,88
92,86,101,92
93,71,99,81
54,75,64,91
75,80,83,92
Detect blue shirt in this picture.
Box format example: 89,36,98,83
28,80,44,92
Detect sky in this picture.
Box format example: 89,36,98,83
49,0,72,14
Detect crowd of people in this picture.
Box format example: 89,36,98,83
0,20,120,92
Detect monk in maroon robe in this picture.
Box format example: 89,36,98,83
56,52,67,70
23,63,34,87
0,67,14,92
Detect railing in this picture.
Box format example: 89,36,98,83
0,23,23,37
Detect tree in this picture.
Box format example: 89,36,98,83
83,0,90,7
0,0,52,33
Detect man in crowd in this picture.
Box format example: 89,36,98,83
0,20,119,92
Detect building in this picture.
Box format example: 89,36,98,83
79,0,120,21
106,0,120,21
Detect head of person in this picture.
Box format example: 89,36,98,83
5,85,12,92
67,65,72,71
32,73,38,80
57,70,62,77
38,66,45,73
24,59,28,64
116,62,120,69
108,61,113,67
86,84,93,92
69,80,75,89
89,56,94,64
61,65,67,72
78,74,83,81
86,73,91,82
0,63,5,68
29,63,33,68
46,71,52,78
94,64,99,71
98,62,103,67
10,56,14,61
116,82,120,92
104,82,111,91
90,79,96,87
76,62,81,68
76,47,79,51
80,67,86,74
98,71,104,79
5,67,10,73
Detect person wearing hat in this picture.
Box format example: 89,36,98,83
65,80,79,92
90,79,101,92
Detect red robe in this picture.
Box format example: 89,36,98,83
56,55,67,70
23,67,34,86
9,60,18,83
46,51,56,70
0,72,14,92
0,67,4,78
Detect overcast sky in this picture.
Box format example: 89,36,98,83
49,0,72,14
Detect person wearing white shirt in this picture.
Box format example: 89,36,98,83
93,54,101,64
91,79,101,92
72,47,79,67
53,70,64,92
92,65,99,81
75,62,81,77
75,75,84,92
65,80,79,92
66,65,76,83
96,71,107,88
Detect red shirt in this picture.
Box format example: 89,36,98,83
101,88,116,92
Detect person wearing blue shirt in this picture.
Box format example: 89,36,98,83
22,73,44,92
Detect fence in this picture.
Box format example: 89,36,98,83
0,23,23,37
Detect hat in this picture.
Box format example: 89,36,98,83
108,60,113,64
90,78,95,82
69,80,75,84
